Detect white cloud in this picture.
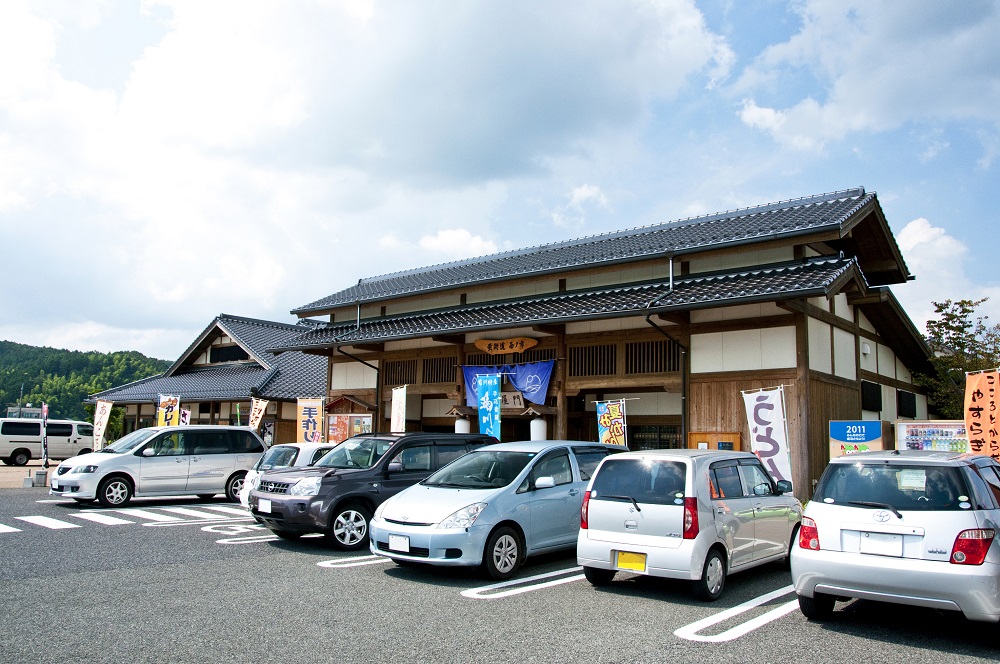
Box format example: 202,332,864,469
733,1,1000,151
418,229,497,259
551,183,610,228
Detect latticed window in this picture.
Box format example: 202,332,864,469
522,348,557,363
625,339,682,374
422,356,456,384
466,353,492,366
383,359,417,386
568,344,617,377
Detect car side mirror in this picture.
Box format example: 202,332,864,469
386,462,403,473
534,476,555,490
775,479,793,494
141,447,155,457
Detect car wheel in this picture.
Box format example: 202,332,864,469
273,530,302,541
10,449,30,466
798,592,836,620
483,526,522,580
583,566,616,586
196,494,217,500
225,473,246,503
97,476,133,508
327,503,372,551
692,548,726,601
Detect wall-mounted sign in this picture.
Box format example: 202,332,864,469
829,420,888,458
474,337,538,355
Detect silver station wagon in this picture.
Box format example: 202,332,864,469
578,449,801,600
792,450,1000,623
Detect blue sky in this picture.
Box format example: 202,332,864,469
0,0,997,360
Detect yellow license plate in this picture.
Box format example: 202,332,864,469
616,551,647,572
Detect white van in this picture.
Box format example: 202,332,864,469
0,418,95,466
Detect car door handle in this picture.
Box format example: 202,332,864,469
716,507,725,514
568,489,579,496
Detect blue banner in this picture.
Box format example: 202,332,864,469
463,360,554,407
476,374,501,440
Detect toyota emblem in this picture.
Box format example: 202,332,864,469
873,510,891,522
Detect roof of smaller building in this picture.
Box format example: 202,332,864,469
89,314,327,404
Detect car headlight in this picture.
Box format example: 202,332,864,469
72,465,99,474
373,500,389,521
289,477,322,496
436,503,487,529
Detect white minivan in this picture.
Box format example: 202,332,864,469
0,418,95,466
50,425,267,506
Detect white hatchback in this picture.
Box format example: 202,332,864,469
50,425,267,507
578,449,801,600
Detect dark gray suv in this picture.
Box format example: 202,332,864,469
249,432,497,549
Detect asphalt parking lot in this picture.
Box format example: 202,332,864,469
1,485,998,664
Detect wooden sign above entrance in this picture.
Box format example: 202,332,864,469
473,337,538,355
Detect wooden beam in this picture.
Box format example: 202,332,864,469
847,291,889,305
654,311,690,326
532,324,565,336
349,343,385,353
430,335,466,346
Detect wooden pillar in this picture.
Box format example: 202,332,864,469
556,331,568,440
794,311,812,502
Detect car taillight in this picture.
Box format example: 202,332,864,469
951,528,995,565
682,497,698,539
799,516,820,550
581,490,591,529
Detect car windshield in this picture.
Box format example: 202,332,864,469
422,450,535,489
256,445,299,471
815,462,971,511
99,428,158,454
313,437,393,469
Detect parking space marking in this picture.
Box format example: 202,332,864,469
199,505,250,516
158,506,231,520
15,515,80,530
461,567,584,599
114,508,184,522
673,585,797,643
70,512,134,526
317,555,392,568
0,523,23,533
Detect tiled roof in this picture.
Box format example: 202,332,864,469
275,257,859,351
293,188,887,314
89,314,327,403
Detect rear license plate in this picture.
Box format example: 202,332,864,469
258,498,272,514
616,551,647,571
860,531,902,556
389,534,410,553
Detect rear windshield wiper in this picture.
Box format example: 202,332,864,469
847,500,902,519
605,494,641,512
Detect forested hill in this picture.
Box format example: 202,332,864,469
0,340,170,422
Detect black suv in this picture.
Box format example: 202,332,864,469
249,432,497,549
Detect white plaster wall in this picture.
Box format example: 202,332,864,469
466,281,554,304
331,360,378,389
858,312,876,333
833,327,857,381
916,394,929,419
423,398,456,418
808,318,832,373
881,385,898,421
686,247,794,274
596,392,682,415
466,327,539,342
565,262,672,290
281,402,296,420
690,327,796,373
385,338,450,351
895,357,912,383
384,293,458,316
567,316,650,335
689,302,785,323
833,293,853,321
808,296,829,312
860,340,878,373
877,343,896,378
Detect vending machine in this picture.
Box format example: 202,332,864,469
894,420,968,452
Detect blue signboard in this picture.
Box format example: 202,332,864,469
829,421,883,444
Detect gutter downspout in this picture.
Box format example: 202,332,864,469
337,345,381,432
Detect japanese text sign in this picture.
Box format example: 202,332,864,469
965,371,999,461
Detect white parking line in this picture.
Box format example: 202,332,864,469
199,505,250,516
114,508,183,522
673,585,798,643
15,515,80,530
0,523,23,533
158,507,230,520
461,567,584,599
317,555,392,568
70,512,134,526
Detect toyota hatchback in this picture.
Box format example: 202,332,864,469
792,450,1000,623
578,449,800,600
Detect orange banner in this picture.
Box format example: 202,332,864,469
964,371,999,460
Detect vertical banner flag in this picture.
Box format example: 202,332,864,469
965,371,1000,461
477,374,502,441
297,398,324,443
93,399,113,449
179,409,191,425
742,387,793,484
42,402,49,467
157,395,180,427
249,397,269,431
596,399,628,447
391,385,407,434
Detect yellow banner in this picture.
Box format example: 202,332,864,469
297,398,324,443
157,395,180,427
965,372,999,460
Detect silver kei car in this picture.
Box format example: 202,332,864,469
369,440,624,580
792,450,1000,623
577,449,801,600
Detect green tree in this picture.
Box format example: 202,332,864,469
916,298,1000,419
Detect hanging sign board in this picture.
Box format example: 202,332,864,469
474,337,538,355
829,421,888,458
